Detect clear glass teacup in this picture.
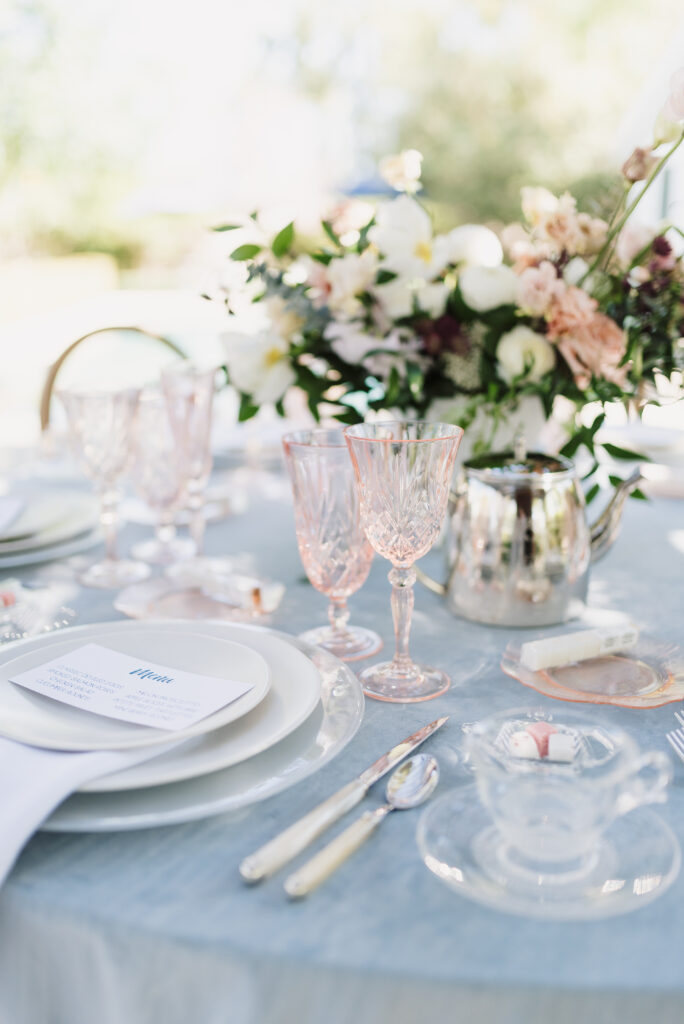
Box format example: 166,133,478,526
467,708,672,877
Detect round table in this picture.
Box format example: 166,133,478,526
1,476,683,1024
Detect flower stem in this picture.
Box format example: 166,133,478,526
581,130,684,283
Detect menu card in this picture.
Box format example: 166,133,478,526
10,643,255,731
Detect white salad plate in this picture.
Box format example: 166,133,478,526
79,620,322,791
43,623,364,832
0,622,271,751
0,492,98,554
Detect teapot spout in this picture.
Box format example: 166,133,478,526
590,469,642,562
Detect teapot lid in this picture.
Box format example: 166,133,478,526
464,450,574,479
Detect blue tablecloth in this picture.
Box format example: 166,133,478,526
1,477,684,1024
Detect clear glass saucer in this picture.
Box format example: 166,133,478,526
417,786,680,920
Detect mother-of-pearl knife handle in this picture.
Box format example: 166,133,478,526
239,778,369,882
283,806,390,898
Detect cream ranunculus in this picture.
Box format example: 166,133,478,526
459,264,518,312
496,325,556,384
368,195,446,278
221,330,295,404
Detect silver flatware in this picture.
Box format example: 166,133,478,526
663,724,684,765
239,716,448,883
284,753,439,898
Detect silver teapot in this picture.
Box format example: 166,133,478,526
418,450,641,627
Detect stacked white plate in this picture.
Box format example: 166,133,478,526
0,619,364,831
0,490,100,569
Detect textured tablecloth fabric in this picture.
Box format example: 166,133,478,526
2,477,684,1024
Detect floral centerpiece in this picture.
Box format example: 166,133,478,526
217,71,684,489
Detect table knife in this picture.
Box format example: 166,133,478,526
239,715,448,883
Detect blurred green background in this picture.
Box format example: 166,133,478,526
2,0,682,277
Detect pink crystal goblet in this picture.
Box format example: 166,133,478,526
282,429,382,662
344,420,463,702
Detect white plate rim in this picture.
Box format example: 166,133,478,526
0,493,98,554
0,528,102,570
79,621,323,790
42,624,364,831
0,623,272,751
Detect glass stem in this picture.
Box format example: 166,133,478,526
188,487,205,555
327,598,351,640
389,566,416,674
99,489,120,562
156,510,177,548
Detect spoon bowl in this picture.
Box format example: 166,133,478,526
386,753,440,809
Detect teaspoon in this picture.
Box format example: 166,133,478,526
284,753,439,898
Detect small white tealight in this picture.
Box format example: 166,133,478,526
509,730,540,759
547,732,576,763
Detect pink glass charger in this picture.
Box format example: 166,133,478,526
282,429,382,662
344,420,463,702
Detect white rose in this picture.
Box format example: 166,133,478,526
373,277,415,319
324,322,379,365
416,281,450,318
496,325,555,384
437,224,503,268
221,330,295,405
459,265,518,312
326,249,378,317
378,149,423,193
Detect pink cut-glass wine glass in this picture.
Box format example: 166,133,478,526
282,429,382,661
344,420,463,701
58,388,151,589
130,390,195,565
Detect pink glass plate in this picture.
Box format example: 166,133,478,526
114,575,283,624
501,634,684,708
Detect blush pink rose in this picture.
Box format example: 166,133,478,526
547,287,628,389
516,260,565,317
546,286,598,338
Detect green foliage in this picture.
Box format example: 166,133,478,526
230,244,262,261
272,222,295,258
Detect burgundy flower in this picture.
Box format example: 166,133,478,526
416,315,470,357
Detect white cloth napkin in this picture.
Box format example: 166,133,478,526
0,736,177,886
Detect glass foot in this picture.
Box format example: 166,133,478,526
359,661,450,703
131,536,195,566
298,625,383,662
77,558,151,589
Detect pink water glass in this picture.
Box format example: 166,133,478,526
344,420,463,701
161,362,216,556
130,389,195,565
282,429,382,661
58,387,151,589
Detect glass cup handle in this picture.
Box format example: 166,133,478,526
616,751,673,816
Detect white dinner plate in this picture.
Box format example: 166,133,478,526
0,623,271,751
43,625,364,832
0,527,101,570
0,493,98,554
77,621,322,791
